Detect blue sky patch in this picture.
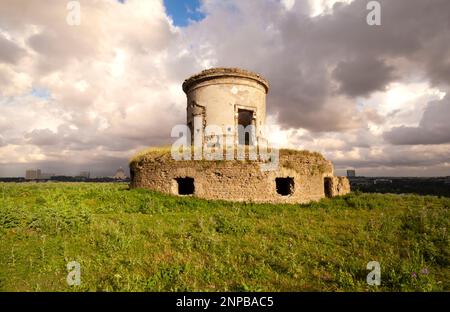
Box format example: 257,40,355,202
163,0,205,27
31,87,51,100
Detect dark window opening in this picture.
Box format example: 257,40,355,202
130,167,135,181
324,177,332,198
276,177,294,196
238,109,254,145
176,177,195,195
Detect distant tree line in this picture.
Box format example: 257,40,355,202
349,177,450,197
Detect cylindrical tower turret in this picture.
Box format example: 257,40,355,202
182,68,269,148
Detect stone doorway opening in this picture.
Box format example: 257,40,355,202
175,177,195,195
324,177,332,198
276,177,294,196
238,109,254,145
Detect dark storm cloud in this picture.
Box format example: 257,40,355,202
332,57,396,97
384,95,450,145
189,0,450,132
330,143,450,169
24,126,172,153
25,128,60,146
0,34,25,64
275,0,450,129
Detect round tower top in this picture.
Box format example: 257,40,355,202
182,67,269,94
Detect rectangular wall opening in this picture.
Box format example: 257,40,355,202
238,109,254,145
175,177,195,195
324,177,333,198
187,121,193,145
276,177,294,196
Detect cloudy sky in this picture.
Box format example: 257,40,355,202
0,0,449,177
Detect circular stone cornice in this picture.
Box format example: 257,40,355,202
182,67,269,94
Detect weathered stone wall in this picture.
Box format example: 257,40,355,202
183,68,269,147
324,176,351,197
130,149,351,204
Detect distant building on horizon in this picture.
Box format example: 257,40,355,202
347,170,356,178
78,171,90,179
114,167,127,180
25,169,41,180
25,169,54,180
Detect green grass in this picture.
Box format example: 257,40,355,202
0,182,448,291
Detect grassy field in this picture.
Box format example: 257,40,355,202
0,182,448,292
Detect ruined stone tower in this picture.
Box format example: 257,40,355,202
182,68,269,148
129,67,350,203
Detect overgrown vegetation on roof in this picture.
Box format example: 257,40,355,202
129,146,327,165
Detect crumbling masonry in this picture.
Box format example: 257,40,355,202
130,68,350,203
